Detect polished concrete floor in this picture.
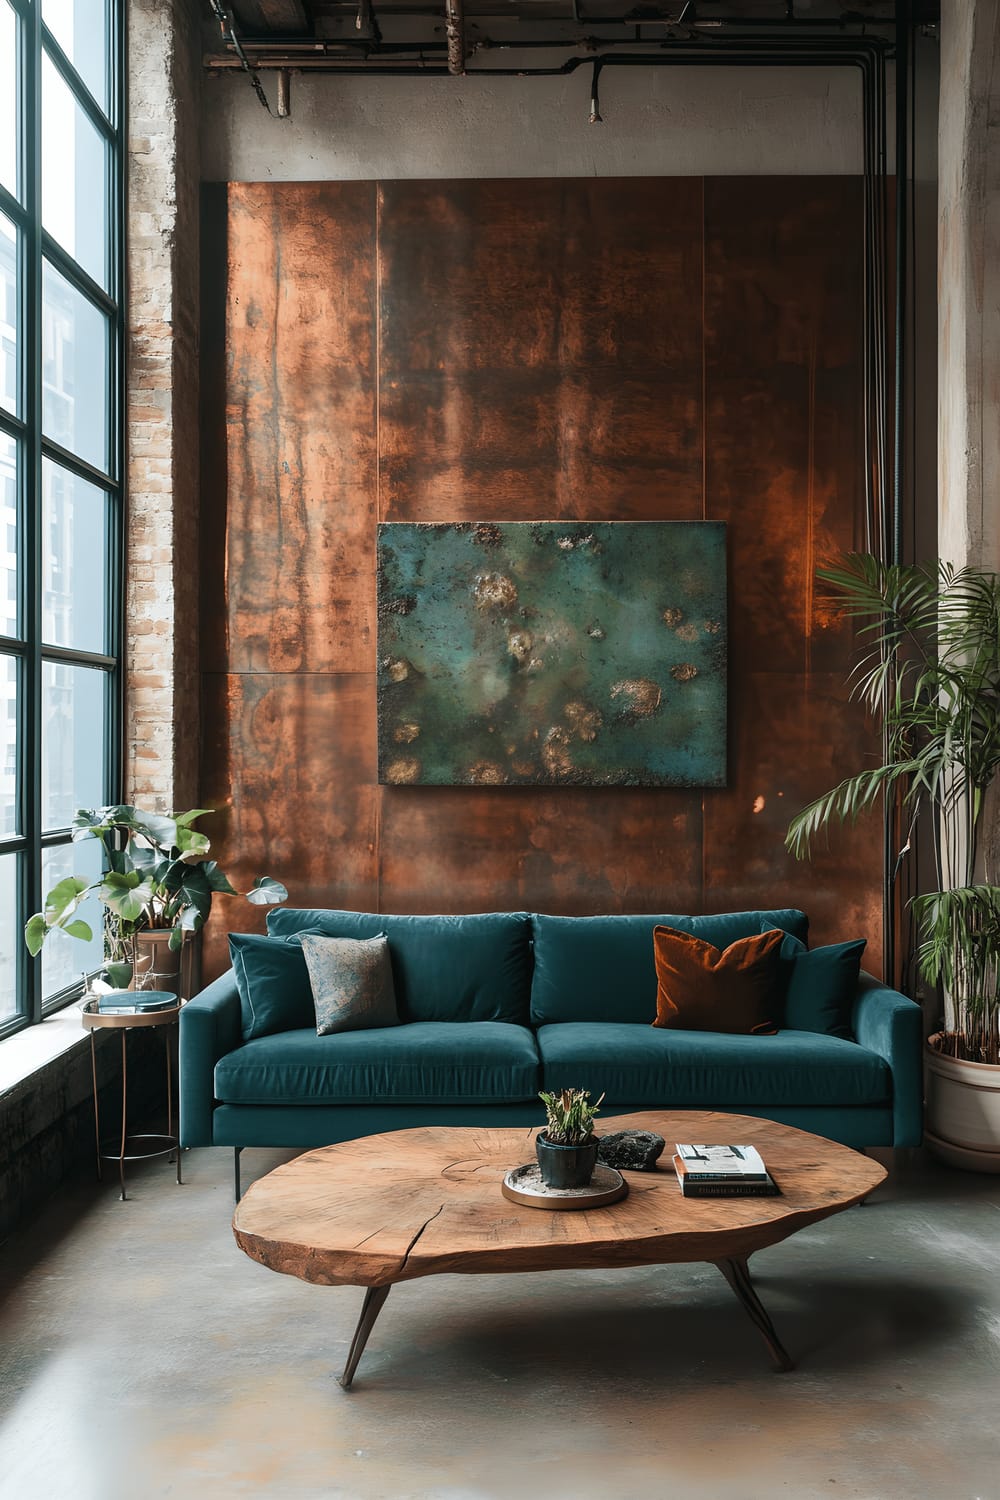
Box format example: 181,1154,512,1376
1,1143,999,1500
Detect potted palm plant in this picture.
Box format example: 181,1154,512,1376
786,555,1000,1170
25,805,287,994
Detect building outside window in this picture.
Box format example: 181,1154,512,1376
0,0,123,1035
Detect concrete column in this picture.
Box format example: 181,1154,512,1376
938,0,1000,880
126,0,202,811
938,0,1000,573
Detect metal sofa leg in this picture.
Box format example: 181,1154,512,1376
234,1146,244,1203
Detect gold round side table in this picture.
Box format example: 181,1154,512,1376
81,999,183,1201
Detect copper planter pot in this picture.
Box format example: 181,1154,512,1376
131,930,200,1001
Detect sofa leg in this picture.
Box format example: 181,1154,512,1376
234,1147,244,1204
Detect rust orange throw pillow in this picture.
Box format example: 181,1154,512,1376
652,925,785,1034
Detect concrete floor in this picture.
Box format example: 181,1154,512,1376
1,1144,999,1500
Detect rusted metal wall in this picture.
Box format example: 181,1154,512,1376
199,176,882,979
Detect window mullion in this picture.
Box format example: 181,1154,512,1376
0,181,28,233
108,0,125,801
39,230,117,318
24,0,42,1027
0,408,27,442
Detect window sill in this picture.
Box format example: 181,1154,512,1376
0,1000,91,1100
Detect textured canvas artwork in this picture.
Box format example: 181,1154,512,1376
377,521,727,787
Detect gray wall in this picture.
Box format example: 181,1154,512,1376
202,64,891,182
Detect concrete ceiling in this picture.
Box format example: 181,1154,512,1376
207,1,938,79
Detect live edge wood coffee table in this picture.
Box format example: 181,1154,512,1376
232,1110,884,1389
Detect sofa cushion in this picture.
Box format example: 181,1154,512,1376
229,931,317,1041
214,1021,541,1106
267,909,533,1025
302,933,399,1035
530,910,809,1025
535,1022,890,1108
653,925,785,1033
770,928,868,1038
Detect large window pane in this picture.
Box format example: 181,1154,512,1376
42,459,107,653
6,0,120,1030
42,660,105,830
0,654,16,836
0,3,17,200
42,260,109,472
0,212,17,419
0,853,18,1024
0,430,15,638
41,836,103,1000
42,53,109,288
42,0,108,113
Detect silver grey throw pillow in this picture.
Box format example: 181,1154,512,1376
300,932,399,1035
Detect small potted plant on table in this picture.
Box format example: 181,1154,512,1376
536,1088,604,1189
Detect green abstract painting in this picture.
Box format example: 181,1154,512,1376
377,521,727,787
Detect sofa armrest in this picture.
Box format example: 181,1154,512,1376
852,971,924,1147
179,969,242,1147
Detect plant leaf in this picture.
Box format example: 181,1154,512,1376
24,914,47,956
44,876,92,922
62,919,94,942
246,876,288,905
172,808,214,828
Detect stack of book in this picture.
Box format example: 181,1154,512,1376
92,990,179,1015
672,1143,780,1197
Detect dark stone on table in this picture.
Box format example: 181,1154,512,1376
596,1130,666,1172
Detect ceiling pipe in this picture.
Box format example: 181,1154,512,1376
445,0,466,74
205,39,894,74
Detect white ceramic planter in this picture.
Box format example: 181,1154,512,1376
925,1033,1000,1172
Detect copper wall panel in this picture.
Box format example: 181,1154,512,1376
200,175,881,984
704,177,866,679
701,671,883,974
378,787,703,916
213,182,377,676
702,176,880,972
377,179,704,521
200,673,379,978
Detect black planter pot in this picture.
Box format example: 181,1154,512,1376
535,1131,599,1189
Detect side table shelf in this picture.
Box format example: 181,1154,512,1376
81,999,184,1201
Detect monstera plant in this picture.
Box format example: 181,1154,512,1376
786,555,1000,1168
25,805,287,990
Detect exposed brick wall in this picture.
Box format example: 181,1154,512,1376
126,0,202,812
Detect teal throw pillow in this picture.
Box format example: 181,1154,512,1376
230,931,318,1040
765,925,867,1037
301,933,399,1035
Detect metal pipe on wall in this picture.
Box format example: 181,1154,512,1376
445,0,466,74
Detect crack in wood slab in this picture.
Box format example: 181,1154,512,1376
398,1202,446,1274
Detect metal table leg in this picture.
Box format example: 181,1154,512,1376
715,1256,794,1372
339,1285,393,1390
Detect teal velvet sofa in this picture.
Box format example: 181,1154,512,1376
179,907,923,1197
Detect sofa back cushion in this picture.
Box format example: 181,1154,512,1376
230,931,317,1040
770,929,868,1038
267,909,533,1024
530,909,809,1025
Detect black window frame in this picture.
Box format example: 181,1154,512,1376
0,0,124,1037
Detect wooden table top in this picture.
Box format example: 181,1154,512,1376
232,1110,886,1289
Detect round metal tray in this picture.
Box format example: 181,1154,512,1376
81,997,182,1029
501,1162,628,1211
